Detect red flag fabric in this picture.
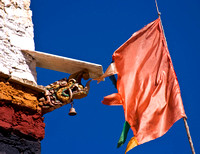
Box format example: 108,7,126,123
102,17,186,151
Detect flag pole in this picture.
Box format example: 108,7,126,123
183,118,196,154
154,1,196,154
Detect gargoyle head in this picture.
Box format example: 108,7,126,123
38,69,92,114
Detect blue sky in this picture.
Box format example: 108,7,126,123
31,0,200,154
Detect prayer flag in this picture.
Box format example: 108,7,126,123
96,17,186,153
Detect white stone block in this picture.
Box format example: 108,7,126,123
0,10,5,18
0,63,10,75
2,0,11,7
0,31,6,39
11,70,36,84
9,34,35,50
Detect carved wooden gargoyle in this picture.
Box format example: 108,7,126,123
38,69,91,114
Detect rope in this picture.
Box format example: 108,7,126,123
154,0,168,48
155,0,161,16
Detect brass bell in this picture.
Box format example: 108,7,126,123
68,106,77,116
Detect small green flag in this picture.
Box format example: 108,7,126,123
117,121,130,148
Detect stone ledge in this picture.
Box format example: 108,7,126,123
22,49,104,79
0,71,45,93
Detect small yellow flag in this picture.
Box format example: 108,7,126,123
125,137,139,154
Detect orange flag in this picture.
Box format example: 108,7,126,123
100,17,186,153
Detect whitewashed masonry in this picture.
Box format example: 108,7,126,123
0,0,37,84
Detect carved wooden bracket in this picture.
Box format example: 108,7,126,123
39,69,92,114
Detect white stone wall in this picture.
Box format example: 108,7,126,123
0,0,37,83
